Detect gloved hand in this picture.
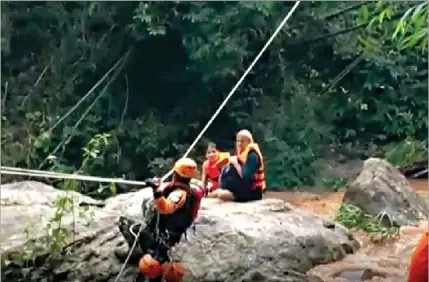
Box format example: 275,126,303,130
145,177,163,199
145,177,161,191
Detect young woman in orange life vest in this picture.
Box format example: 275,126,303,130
202,142,230,194
209,129,266,202
407,230,428,282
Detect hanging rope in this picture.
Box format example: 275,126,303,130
1,166,148,186
0,2,302,281
113,2,302,281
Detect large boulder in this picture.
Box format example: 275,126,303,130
343,158,428,226
1,181,359,282
0,181,107,253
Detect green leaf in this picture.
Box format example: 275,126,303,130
411,2,428,21
109,182,117,195
392,20,405,40
360,5,369,22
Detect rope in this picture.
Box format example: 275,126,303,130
113,2,302,281
47,51,130,134
0,2,301,281
160,1,302,182
1,166,148,186
37,53,130,170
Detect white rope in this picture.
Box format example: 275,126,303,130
47,51,130,133
160,1,302,182
0,2,301,280
0,166,148,186
113,2,301,281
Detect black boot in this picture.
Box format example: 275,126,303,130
134,273,162,282
118,216,139,247
115,216,143,264
134,273,146,282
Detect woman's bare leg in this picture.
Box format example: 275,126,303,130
207,189,220,198
217,189,235,201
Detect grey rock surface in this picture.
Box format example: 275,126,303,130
1,181,359,282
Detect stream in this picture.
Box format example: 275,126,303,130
265,179,428,282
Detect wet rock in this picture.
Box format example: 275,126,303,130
343,158,428,226
333,268,381,281
1,181,359,282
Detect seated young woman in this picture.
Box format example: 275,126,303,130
208,129,266,202
201,142,230,193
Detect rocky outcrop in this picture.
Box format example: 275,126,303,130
343,158,428,227
1,181,359,282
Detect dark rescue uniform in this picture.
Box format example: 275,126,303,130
136,182,203,282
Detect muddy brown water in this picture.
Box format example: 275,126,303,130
264,179,428,282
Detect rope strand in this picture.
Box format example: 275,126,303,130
1,166,147,186
113,2,302,281
0,3,302,281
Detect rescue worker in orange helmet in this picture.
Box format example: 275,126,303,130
209,129,266,202
407,231,428,282
202,142,230,194
134,158,205,282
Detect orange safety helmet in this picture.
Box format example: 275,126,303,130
173,158,198,179
139,254,163,278
162,262,186,282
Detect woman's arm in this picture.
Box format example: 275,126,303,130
201,171,207,187
230,160,243,177
230,152,259,179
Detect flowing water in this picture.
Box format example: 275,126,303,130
265,179,428,282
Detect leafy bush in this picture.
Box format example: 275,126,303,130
383,137,428,168
334,204,400,240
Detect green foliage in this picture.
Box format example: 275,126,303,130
383,137,428,168
326,1,428,143
334,204,400,239
45,133,118,197
251,84,332,188
392,2,428,51
321,176,348,192
17,189,95,279
1,1,427,192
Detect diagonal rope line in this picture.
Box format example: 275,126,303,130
37,54,129,170
160,1,302,182
47,50,130,134
112,2,302,282
0,2,302,281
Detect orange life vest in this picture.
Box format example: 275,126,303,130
407,231,428,282
203,152,230,182
237,143,266,191
151,182,203,234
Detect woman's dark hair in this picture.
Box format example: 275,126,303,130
205,140,231,153
207,142,217,150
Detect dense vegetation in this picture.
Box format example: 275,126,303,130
1,1,427,196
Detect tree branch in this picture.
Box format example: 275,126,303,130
289,11,405,47
321,2,369,21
